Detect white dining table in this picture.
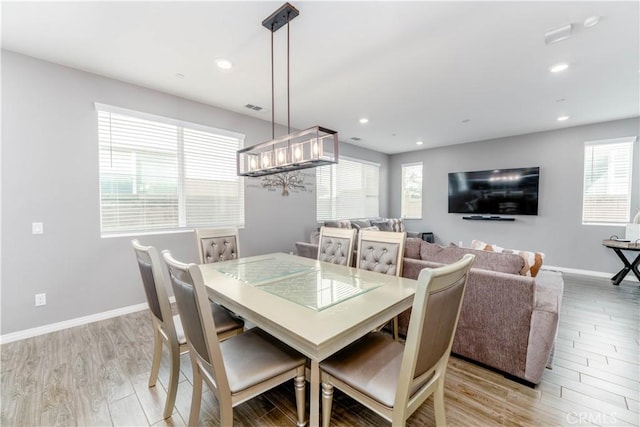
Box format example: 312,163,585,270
198,252,417,427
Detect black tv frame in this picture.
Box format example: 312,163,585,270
448,167,540,216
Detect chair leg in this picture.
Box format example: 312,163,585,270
163,343,181,419
149,328,163,387
321,381,334,427
188,362,203,427
294,368,306,427
434,376,446,427
393,316,399,341
219,403,234,426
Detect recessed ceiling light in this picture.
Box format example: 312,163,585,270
416,141,424,146
359,118,369,124
557,115,570,122
584,16,600,28
215,58,233,70
550,63,569,73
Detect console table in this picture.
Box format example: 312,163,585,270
602,239,640,286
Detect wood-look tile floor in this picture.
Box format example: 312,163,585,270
1,273,638,426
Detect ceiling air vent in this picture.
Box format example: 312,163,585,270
350,137,362,141
244,104,264,111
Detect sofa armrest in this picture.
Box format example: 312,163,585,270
524,270,564,383
295,242,318,260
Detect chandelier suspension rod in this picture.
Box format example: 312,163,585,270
287,12,291,134
271,29,275,140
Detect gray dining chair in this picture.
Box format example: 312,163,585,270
320,253,475,427
356,229,406,339
195,227,240,264
131,240,245,419
162,250,308,426
317,226,357,266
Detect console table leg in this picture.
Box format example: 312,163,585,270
610,248,640,285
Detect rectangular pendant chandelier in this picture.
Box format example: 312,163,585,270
236,3,339,177
237,126,338,177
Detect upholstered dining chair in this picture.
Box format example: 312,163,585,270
131,240,245,419
195,227,240,264
320,253,475,427
161,250,308,426
356,229,406,339
317,226,357,266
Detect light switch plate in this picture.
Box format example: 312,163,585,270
32,222,44,235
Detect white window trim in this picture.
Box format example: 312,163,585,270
96,103,245,237
582,136,637,226
401,162,423,220
316,156,381,221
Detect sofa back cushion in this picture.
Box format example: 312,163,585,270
470,240,545,277
404,238,422,260
420,242,524,275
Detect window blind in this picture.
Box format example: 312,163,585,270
316,157,380,221
582,137,636,224
97,104,245,236
401,162,423,219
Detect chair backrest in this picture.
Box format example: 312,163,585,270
195,228,240,264
162,250,232,396
317,226,357,266
394,253,475,411
356,230,406,276
131,239,177,339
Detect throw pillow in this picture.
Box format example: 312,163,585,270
371,220,392,232
324,219,352,229
350,219,373,230
471,239,545,277
388,218,405,232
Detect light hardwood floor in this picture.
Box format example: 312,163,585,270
1,273,638,426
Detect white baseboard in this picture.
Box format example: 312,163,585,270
542,265,637,283
0,296,177,345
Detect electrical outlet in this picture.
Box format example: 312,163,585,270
35,293,46,307
32,222,44,235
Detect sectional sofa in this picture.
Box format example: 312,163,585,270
294,235,563,385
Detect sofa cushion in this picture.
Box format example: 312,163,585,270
371,219,392,231
404,238,422,260
324,219,352,229
420,242,524,275
470,240,545,277
350,219,373,230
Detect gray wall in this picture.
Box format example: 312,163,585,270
0,50,388,334
390,117,640,275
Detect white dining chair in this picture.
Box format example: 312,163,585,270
131,240,244,419
162,250,308,426
320,253,475,427
356,229,406,339
317,226,357,266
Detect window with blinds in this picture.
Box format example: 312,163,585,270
316,157,380,221
401,162,423,219
96,104,245,236
582,137,636,225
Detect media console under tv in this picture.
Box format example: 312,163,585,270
462,216,516,221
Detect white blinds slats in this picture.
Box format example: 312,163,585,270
582,138,635,224
401,162,423,219
316,157,380,221
97,108,244,235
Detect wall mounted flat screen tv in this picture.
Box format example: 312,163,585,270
448,167,540,215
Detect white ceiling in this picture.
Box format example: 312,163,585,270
2,1,639,154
